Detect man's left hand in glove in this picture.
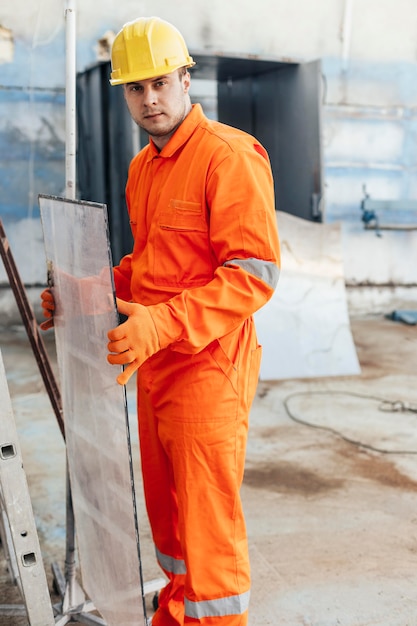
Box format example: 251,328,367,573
107,298,160,386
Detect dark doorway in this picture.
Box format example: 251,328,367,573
76,54,323,261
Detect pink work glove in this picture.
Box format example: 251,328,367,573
40,288,55,330
107,298,160,385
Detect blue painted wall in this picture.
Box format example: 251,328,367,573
322,58,417,225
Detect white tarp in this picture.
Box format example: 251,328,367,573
256,212,361,380
39,195,146,626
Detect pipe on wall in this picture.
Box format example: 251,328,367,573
64,0,76,201
341,0,354,72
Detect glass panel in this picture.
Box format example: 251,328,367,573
39,195,145,626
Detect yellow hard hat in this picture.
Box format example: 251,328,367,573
110,17,195,85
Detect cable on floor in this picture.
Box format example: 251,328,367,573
282,390,417,455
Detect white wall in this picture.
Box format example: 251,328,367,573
3,0,417,64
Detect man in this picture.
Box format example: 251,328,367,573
42,16,280,626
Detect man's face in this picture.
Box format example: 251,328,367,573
123,70,191,149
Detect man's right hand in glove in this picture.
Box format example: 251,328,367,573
40,288,55,330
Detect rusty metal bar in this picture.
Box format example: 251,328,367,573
0,219,65,440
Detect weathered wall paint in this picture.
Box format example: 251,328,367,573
0,0,416,314
0,25,13,63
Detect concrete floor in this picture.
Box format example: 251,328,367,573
1,313,417,625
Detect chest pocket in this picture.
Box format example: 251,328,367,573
153,199,213,288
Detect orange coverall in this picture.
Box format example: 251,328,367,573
113,103,280,625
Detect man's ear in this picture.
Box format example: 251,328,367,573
183,70,191,93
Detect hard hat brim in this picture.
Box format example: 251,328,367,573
110,60,195,86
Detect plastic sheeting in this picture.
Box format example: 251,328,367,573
256,212,361,380
39,195,146,626
387,310,417,325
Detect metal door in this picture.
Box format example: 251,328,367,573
218,60,324,221
77,63,135,263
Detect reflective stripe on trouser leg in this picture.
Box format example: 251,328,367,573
185,590,251,619
156,546,187,575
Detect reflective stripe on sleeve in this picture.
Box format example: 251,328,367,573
185,590,250,619
155,546,187,575
224,258,279,290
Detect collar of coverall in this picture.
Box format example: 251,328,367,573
147,103,204,161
